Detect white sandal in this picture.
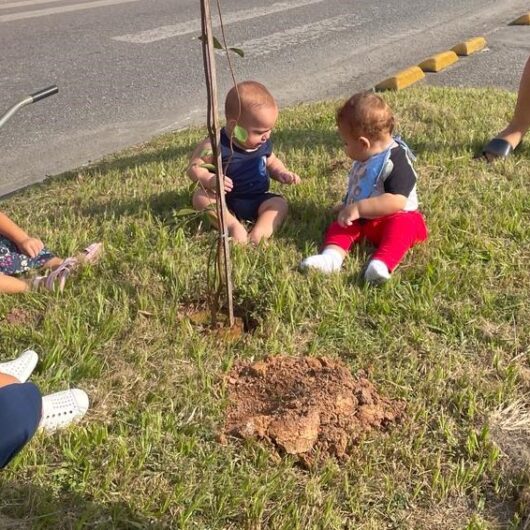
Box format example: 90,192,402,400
0,349,38,382
40,388,90,432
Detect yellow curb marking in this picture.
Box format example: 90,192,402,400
510,13,530,25
375,66,425,91
419,51,459,72
452,37,487,56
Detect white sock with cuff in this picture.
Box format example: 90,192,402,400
300,247,344,273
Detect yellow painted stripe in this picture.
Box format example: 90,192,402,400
375,66,425,91
510,13,530,25
419,51,459,73
452,37,487,56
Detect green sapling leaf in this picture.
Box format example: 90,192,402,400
229,47,245,57
212,37,223,50
197,35,223,50
234,125,248,143
200,163,217,171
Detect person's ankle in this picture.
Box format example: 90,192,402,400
499,128,523,148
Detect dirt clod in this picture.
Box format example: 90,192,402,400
222,356,405,462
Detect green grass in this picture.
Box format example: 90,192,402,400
0,86,529,529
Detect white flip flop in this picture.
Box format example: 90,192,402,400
40,388,90,432
0,349,39,382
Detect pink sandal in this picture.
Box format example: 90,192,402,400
31,267,70,292
31,242,102,293
81,242,103,264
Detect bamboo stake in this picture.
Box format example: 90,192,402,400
200,0,235,326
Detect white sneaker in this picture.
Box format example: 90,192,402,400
40,389,89,432
0,349,39,382
364,259,391,284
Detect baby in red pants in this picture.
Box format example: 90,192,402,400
300,91,427,283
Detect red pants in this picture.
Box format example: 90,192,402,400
323,211,428,272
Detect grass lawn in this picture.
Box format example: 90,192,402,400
0,86,528,529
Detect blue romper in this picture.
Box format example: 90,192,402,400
220,128,279,222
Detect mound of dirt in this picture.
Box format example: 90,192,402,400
222,356,405,462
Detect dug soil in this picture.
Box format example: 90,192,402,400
222,356,405,463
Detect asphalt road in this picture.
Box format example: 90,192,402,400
1,0,529,196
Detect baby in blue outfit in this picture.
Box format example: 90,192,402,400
188,81,301,245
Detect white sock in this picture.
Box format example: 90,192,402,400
300,248,344,273
364,259,391,284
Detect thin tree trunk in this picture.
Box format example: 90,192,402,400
200,0,235,327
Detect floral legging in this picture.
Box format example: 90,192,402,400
0,236,55,275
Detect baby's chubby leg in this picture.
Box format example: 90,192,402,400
192,187,248,244
249,196,288,245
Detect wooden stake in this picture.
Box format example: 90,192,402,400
200,0,235,326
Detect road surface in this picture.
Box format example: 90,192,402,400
1,0,528,195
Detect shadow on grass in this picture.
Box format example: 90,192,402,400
85,142,193,176
0,482,161,529
80,188,192,223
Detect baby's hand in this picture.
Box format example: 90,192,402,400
207,174,233,193
276,171,301,185
18,237,44,258
337,204,360,227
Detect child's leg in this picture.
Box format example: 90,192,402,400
300,220,363,273
248,196,288,245
0,273,30,294
0,381,42,469
363,211,427,281
0,373,20,388
41,257,63,270
192,188,248,244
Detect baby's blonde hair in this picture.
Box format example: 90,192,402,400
336,92,395,141
225,81,277,120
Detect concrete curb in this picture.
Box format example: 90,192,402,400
374,35,488,91
419,51,459,72
451,37,487,56
375,66,425,91
510,13,530,25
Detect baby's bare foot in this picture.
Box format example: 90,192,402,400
228,223,248,244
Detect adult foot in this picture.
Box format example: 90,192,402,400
481,131,522,162
364,259,391,284
40,388,89,432
481,138,513,162
0,350,38,382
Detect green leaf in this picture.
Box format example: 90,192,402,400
173,208,197,218
200,163,217,171
229,47,244,57
200,148,213,158
197,35,223,50
233,125,248,143
213,37,223,50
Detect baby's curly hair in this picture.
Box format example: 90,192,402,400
336,92,395,141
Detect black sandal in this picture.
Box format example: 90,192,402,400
480,138,513,162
